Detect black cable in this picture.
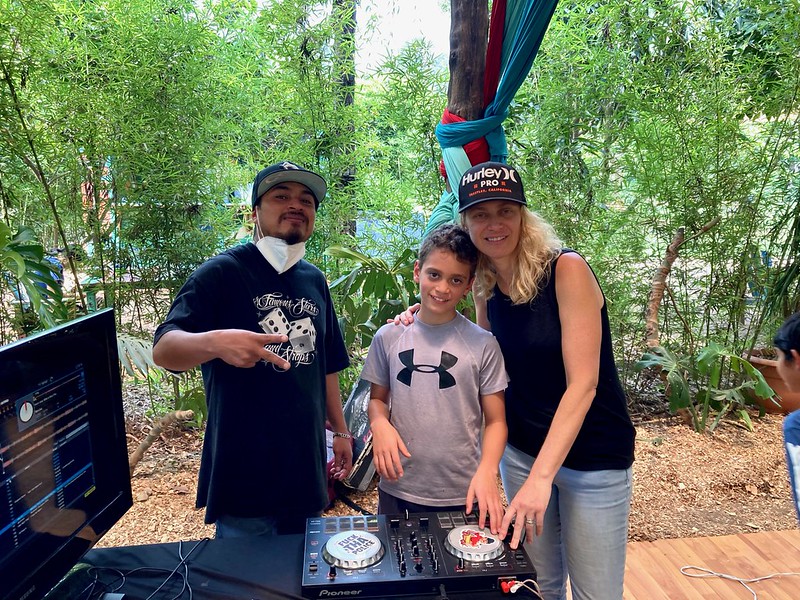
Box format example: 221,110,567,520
82,566,181,600
83,539,209,600
144,538,209,600
332,481,373,515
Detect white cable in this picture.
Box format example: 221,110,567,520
680,565,800,600
509,578,544,599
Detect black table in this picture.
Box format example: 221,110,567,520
82,535,534,600
84,535,305,599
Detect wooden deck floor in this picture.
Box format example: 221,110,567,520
623,529,800,599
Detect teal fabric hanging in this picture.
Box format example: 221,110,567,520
425,0,559,236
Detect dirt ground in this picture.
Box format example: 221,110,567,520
95,386,798,548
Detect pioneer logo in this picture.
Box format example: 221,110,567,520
319,589,363,596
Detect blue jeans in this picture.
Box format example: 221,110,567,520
215,512,320,538
500,444,632,600
784,411,800,522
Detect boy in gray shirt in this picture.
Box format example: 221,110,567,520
361,224,508,533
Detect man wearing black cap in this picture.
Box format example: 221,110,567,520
153,161,352,538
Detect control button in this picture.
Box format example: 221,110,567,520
309,563,318,572
390,518,400,529
419,517,429,528
328,566,337,579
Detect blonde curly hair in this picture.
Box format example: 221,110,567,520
462,207,562,305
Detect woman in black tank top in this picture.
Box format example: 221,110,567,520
457,161,635,600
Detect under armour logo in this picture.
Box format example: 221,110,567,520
280,161,301,170
397,349,458,389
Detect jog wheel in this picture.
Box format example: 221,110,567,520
444,525,504,562
322,530,385,569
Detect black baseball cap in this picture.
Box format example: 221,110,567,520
251,161,327,209
458,161,527,213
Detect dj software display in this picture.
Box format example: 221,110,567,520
301,511,536,598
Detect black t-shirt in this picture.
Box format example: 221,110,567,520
154,244,349,523
487,250,635,471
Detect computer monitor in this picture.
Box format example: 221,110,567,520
0,309,133,600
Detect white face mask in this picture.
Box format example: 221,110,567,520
252,205,306,273
254,236,306,273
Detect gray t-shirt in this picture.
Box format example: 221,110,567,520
360,312,507,505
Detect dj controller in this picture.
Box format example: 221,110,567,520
301,511,536,598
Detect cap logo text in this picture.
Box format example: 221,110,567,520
461,166,518,188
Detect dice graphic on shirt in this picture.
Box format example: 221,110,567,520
288,317,316,353
259,308,290,336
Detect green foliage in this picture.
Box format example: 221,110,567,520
3,0,800,425
172,378,208,429
635,343,776,432
116,332,158,380
0,224,67,336
326,245,417,359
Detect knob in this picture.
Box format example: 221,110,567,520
328,566,337,579
413,545,420,557
414,562,423,573
457,557,465,570
433,558,439,573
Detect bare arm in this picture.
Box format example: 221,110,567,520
474,294,490,330
152,329,290,371
466,391,507,533
501,253,603,547
326,373,353,480
367,383,410,480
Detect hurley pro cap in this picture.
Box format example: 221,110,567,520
458,161,527,213
251,161,327,209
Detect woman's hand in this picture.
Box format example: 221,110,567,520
387,303,420,326
499,474,552,549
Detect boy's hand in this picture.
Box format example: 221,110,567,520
370,420,411,481
466,467,504,534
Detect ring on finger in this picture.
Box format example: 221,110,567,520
524,518,534,525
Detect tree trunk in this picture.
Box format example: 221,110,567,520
129,410,195,476
645,228,685,349
645,217,721,348
447,0,488,120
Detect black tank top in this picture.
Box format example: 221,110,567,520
487,250,635,470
